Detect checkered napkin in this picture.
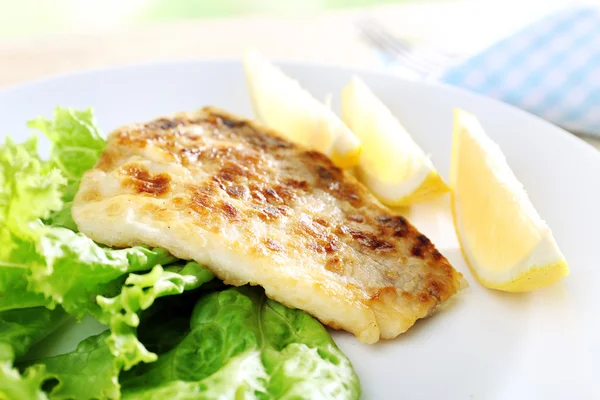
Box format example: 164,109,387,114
437,6,600,137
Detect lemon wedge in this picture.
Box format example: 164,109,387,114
341,76,449,206
243,50,361,169
450,109,569,292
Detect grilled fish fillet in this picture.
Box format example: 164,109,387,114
72,107,465,343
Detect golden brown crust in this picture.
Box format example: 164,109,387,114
73,106,464,342
121,164,172,197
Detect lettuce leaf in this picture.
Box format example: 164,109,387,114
2,274,359,400
27,228,176,320
0,344,48,400
28,332,119,400
97,263,215,371
2,332,119,400
0,307,70,360
120,287,360,400
0,136,64,311
133,294,199,356
27,107,105,203
0,108,106,312
43,203,77,232
0,264,215,400
121,351,267,400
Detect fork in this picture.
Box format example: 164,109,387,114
356,17,458,77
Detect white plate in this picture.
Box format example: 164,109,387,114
1,61,599,400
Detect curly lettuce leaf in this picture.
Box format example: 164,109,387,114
0,137,65,230
27,107,105,203
3,332,118,400
0,115,103,311
97,263,215,371
121,287,360,400
0,344,48,400
0,136,65,311
30,332,119,400
2,265,213,400
0,307,70,360
28,227,176,320
0,257,45,312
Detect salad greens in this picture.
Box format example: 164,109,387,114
0,344,48,400
120,287,359,400
27,107,105,203
0,107,360,399
97,263,215,370
24,332,119,400
0,136,63,312
0,307,69,360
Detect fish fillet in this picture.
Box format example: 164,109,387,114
72,107,465,343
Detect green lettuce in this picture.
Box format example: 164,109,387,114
0,344,48,400
27,230,176,320
43,203,77,232
2,332,119,400
27,332,119,400
1,264,216,400
0,307,70,360
134,292,207,356
4,279,359,400
0,107,107,312
120,287,360,400
97,263,215,371
27,107,105,203
0,136,64,311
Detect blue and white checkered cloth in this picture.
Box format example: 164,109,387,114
437,6,600,137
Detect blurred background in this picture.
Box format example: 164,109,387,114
0,0,583,80
0,0,495,37
2,0,448,37
1,0,598,147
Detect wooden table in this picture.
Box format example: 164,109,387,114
1,1,598,150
